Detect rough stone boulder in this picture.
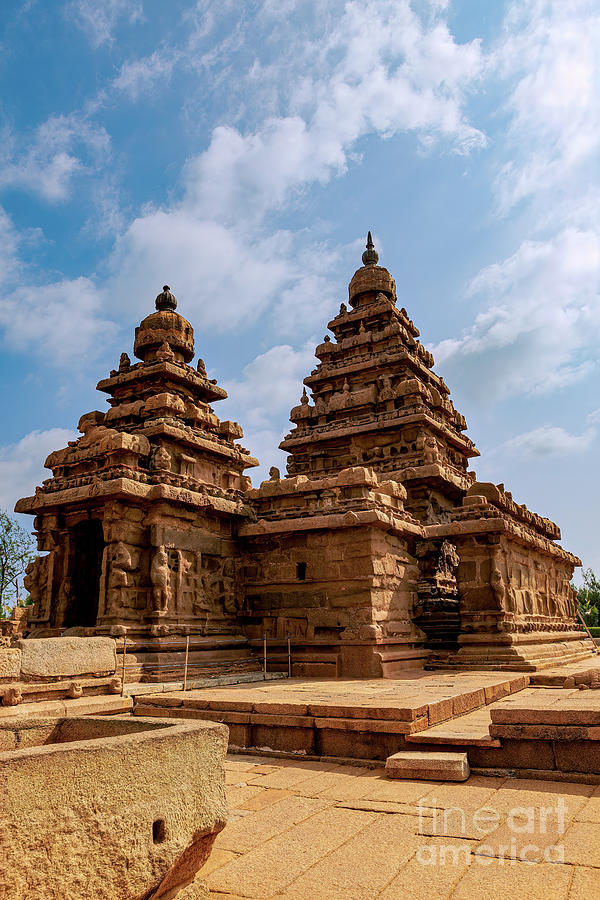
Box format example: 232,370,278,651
16,636,117,680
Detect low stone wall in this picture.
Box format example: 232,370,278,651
0,637,119,708
0,715,228,899
16,636,117,680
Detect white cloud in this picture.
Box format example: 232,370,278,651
434,229,600,400
0,277,116,364
108,213,293,330
66,0,143,48
113,49,177,100
587,409,600,426
493,0,600,215
0,429,77,514
2,1,486,364
0,207,23,285
220,342,316,483
184,1,485,224
99,0,486,344
0,114,111,202
502,424,595,458
222,342,315,430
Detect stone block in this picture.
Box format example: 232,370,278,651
16,637,117,679
0,715,227,899
553,740,600,774
469,738,556,771
0,648,21,680
385,750,469,781
152,525,221,555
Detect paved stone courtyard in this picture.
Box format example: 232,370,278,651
201,754,600,899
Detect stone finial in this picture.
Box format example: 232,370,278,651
155,285,177,312
362,231,379,267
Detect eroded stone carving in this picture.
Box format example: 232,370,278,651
150,546,171,616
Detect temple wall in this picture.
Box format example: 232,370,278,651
241,524,426,677
455,533,578,635
28,501,246,637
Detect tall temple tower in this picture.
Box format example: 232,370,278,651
17,287,259,676
241,236,586,674
281,231,479,524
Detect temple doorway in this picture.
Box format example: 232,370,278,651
63,520,104,628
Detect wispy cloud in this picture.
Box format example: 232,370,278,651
0,275,116,365
65,0,143,48
113,48,177,100
502,424,596,458
0,113,111,202
220,341,317,482
434,228,600,400
0,429,77,514
493,0,600,217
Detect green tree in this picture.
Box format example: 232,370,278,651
573,568,600,627
0,511,36,617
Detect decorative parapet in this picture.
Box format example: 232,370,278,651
242,465,421,537
426,483,580,565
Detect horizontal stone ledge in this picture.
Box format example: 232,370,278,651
0,694,133,719
457,631,587,647
490,708,600,726
489,723,600,741
313,716,427,734
239,509,422,537
16,478,253,515
306,703,426,721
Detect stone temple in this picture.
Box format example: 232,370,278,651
16,234,588,678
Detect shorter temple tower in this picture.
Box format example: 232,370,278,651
17,286,259,677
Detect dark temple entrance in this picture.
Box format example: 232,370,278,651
63,519,104,628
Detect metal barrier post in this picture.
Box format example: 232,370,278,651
120,634,127,697
263,634,267,679
577,608,598,653
183,634,190,691
287,633,292,678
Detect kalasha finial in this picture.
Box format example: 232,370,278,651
362,231,379,266
155,284,177,311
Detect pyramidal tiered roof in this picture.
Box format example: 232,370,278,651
280,235,479,522
36,285,257,511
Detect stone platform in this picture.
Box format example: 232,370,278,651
133,673,528,761
134,667,600,781
196,753,600,899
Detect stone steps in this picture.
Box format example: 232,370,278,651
405,705,500,749
385,749,470,781
132,673,528,760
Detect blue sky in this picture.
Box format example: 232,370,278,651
1,0,599,577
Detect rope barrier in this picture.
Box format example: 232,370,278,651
119,634,292,691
